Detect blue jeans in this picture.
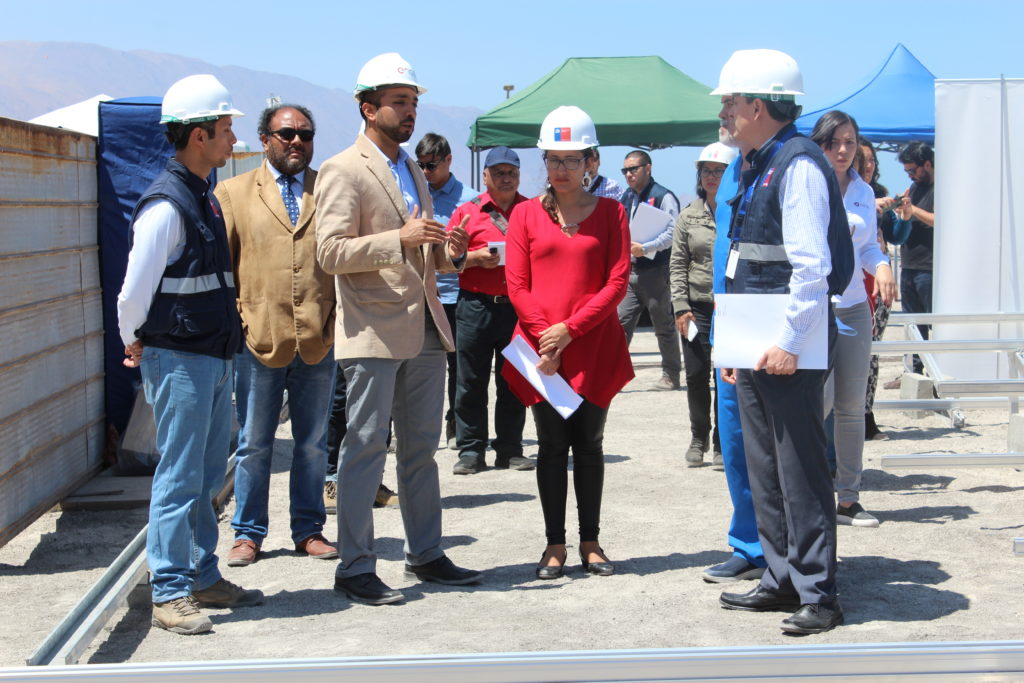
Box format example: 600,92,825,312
140,346,233,602
232,347,334,545
717,370,765,567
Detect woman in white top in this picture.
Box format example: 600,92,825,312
810,111,896,527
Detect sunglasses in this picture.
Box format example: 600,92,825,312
417,160,441,171
621,164,648,176
271,127,314,142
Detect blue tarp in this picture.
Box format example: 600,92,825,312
796,44,935,144
97,97,167,433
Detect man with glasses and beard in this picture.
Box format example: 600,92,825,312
315,53,479,606
216,104,339,569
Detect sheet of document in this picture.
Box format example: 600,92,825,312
713,293,827,370
486,240,506,265
629,201,673,244
501,335,583,419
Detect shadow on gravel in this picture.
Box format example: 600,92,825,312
874,504,976,524
960,484,1024,494
615,549,730,576
0,509,148,576
442,493,534,509
881,426,981,440
861,469,953,494
838,555,968,625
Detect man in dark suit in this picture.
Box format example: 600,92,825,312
215,103,338,569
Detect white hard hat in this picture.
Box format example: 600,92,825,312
695,142,739,167
354,52,427,101
160,74,244,125
710,49,804,99
536,106,599,150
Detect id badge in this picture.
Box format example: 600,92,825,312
726,248,739,280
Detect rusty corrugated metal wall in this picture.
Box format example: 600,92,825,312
0,117,104,547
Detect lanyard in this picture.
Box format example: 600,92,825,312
729,125,799,243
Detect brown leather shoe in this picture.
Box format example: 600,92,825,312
295,533,338,559
226,539,259,567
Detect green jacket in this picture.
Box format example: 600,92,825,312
669,199,716,315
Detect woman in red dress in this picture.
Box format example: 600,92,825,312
503,106,634,579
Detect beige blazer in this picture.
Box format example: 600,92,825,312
216,163,335,368
314,134,458,360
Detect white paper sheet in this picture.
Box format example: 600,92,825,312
629,201,673,244
501,335,583,419
686,319,699,342
713,293,827,370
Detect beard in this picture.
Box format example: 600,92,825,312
718,124,739,148
267,146,311,176
380,118,414,144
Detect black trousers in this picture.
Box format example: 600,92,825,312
454,293,525,460
734,317,838,604
531,399,608,546
680,300,720,450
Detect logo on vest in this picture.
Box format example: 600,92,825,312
761,168,776,187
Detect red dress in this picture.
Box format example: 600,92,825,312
501,196,634,409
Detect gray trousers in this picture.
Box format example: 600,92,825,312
617,262,681,379
736,365,837,604
335,325,446,578
823,301,872,505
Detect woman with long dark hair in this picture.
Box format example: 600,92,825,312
810,111,896,527
502,106,633,579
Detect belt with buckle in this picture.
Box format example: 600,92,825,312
465,291,511,305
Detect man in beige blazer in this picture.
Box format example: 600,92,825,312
314,53,478,606
216,104,338,569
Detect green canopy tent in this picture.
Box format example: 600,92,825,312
467,56,722,181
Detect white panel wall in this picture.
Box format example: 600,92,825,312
933,79,1024,380
0,117,103,547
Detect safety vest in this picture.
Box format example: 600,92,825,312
726,124,853,297
621,179,677,269
130,158,241,359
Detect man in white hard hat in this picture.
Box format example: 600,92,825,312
215,103,339,569
713,50,853,634
117,74,263,635
617,150,683,391
315,53,479,606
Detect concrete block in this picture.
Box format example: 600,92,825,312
900,372,934,419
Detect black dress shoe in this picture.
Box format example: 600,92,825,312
405,555,481,585
781,601,844,634
334,573,404,605
580,549,614,576
535,551,566,580
720,584,800,612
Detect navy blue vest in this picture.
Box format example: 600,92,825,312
726,124,853,297
621,179,677,269
130,158,241,359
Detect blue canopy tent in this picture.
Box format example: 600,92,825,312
796,44,935,148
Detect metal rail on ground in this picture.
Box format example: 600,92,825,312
4,641,1024,681
27,455,238,666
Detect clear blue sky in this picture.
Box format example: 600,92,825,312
2,0,1017,196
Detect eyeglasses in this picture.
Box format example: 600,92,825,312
271,127,314,142
417,160,441,171
488,169,520,179
700,167,726,178
544,157,585,171
621,164,648,176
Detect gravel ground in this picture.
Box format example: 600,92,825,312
1,326,1022,668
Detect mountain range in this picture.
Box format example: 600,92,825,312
0,41,485,181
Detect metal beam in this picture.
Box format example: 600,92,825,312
886,312,1024,325
26,525,148,666
4,641,1024,681
872,340,1024,353
1015,538,1024,556
882,453,1024,468
873,397,1008,411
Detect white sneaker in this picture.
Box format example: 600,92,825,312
837,502,879,527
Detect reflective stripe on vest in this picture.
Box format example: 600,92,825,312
161,271,235,295
737,243,788,262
